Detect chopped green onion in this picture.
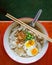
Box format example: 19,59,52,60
25,31,35,41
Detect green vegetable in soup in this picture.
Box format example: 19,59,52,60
25,31,34,40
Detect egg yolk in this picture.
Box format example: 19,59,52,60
31,48,38,56
25,40,35,48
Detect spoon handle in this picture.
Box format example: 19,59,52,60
29,9,42,27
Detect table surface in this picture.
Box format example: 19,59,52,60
0,21,52,65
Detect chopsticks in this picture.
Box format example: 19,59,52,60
5,13,52,43
0,7,52,43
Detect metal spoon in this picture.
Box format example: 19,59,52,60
29,9,42,27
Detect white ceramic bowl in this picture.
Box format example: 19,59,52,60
3,18,49,64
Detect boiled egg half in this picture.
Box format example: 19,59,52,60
26,47,38,56
24,39,35,50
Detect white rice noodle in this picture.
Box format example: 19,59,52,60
14,47,26,57
36,41,42,52
9,40,17,49
12,26,19,32
17,44,23,48
22,27,26,31
17,26,23,31
9,29,18,41
38,35,42,39
20,53,26,57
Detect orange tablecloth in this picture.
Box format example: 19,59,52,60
0,21,52,65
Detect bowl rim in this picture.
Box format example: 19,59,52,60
3,17,49,64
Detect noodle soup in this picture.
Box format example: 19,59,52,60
4,18,48,63
9,22,44,57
